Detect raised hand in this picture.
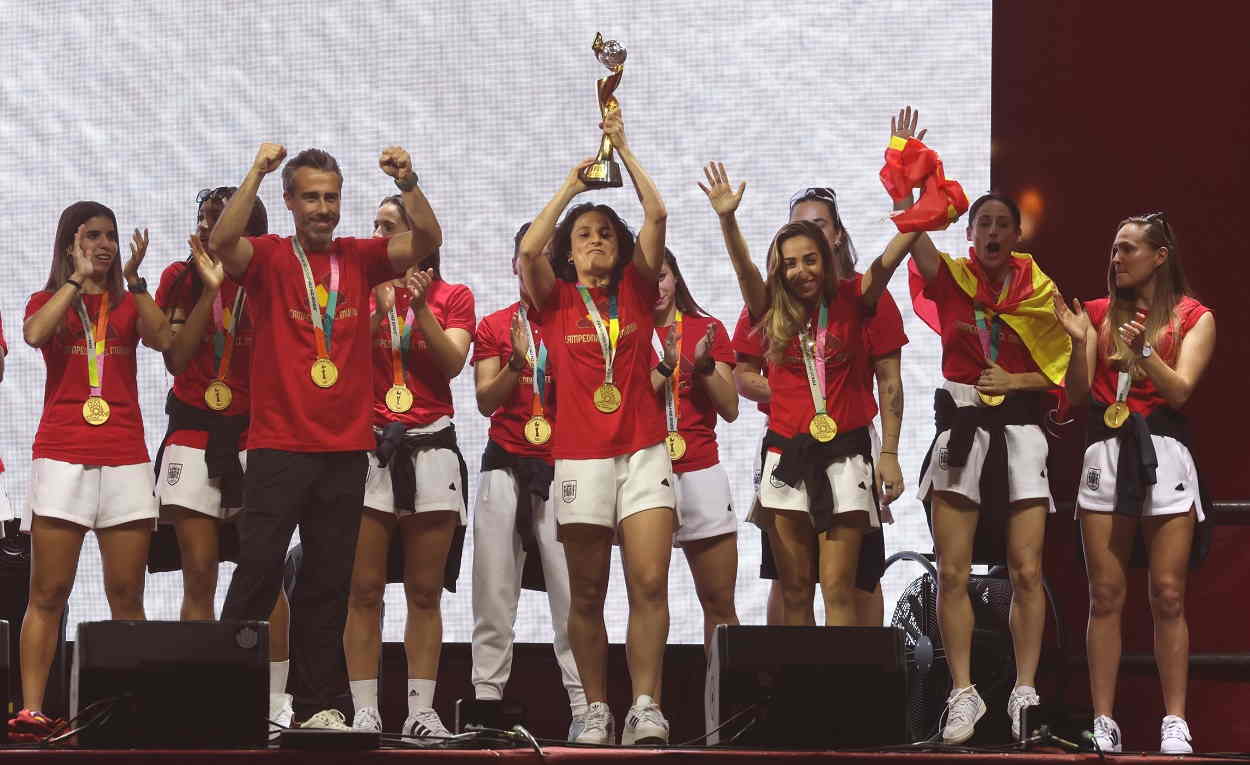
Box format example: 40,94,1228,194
379,146,413,180
189,235,224,292
124,228,150,283
509,310,531,368
374,281,396,316
70,224,95,280
662,325,679,368
566,157,597,196
1118,310,1149,355
405,267,434,310
1052,293,1092,341
891,105,927,142
251,142,287,176
698,162,746,217
602,108,628,152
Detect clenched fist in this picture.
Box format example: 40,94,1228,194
252,143,287,175
379,147,413,181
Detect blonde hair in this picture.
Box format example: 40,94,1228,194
761,220,839,365
1099,213,1192,377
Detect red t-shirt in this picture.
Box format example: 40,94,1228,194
371,280,475,427
536,263,666,460
156,262,255,449
472,301,557,461
763,276,878,440
653,314,735,473
240,234,395,452
1086,296,1211,416
923,259,1041,383
732,286,908,418
26,290,150,466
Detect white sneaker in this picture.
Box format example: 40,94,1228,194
299,709,351,730
1092,715,1122,753
268,692,294,742
568,712,586,741
1007,685,1041,741
1160,715,1193,754
403,708,450,739
352,706,383,732
621,695,669,745
941,685,986,744
574,701,614,744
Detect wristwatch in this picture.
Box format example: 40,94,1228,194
127,277,148,294
394,172,420,192
655,360,675,378
1139,342,1153,359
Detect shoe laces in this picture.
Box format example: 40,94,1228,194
301,709,348,729
407,708,449,737
1011,686,1040,707
582,702,612,733
630,698,666,730
1161,715,1190,741
355,707,382,730
946,686,982,728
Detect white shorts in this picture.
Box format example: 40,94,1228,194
155,445,247,520
364,447,468,523
754,450,880,528
917,382,1055,512
0,472,15,526
1077,434,1205,520
674,463,737,544
555,442,676,530
25,458,159,531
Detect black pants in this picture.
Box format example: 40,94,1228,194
222,449,367,708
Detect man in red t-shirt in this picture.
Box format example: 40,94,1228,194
209,142,440,724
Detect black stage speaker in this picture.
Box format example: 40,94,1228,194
71,620,269,747
706,625,908,748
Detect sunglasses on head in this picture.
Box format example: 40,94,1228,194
789,187,842,223
196,186,235,206
1143,211,1174,241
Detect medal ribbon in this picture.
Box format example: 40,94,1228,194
577,286,619,386
1114,370,1131,403
663,311,683,435
292,236,339,360
387,302,416,388
76,292,111,399
798,303,829,418
211,287,247,384
973,278,1013,364
519,305,548,418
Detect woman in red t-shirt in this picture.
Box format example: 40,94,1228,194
701,158,917,632
515,107,673,745
343,195,475,738
11,201,170,740
650,250,740,652
1055,213,1214,755
904,172,1069,741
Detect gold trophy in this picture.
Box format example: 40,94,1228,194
581,33,627,189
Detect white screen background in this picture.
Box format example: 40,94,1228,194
1,0,990,644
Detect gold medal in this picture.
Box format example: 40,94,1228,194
82,396,111,426
524,415,553,445
593,382,622,413
808,413,838,443
978,391,1005,407
1103,401,1130,429
386,384,414,413
204,380,233,411
666,431,687,461
311,358,339,388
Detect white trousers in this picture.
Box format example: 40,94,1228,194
470,467,585,712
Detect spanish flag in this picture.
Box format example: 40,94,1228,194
908,249,1072,386
880,136,969,233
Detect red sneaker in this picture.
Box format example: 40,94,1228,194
8,709,67,743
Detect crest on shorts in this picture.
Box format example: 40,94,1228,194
166,462,183,486
561,480,577,503
768,469,785,489
1085,467,1101,491
938,448,950,471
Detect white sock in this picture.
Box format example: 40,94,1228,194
407,678,436,714
269,660,290,698
350,679,379,712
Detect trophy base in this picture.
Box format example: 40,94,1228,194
581,158,623,189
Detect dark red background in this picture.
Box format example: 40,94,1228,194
994,1,1250,751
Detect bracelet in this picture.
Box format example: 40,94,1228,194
66,278,83,290
880,450,898,455
655,360,674,378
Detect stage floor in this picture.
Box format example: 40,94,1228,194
0,746,1241,764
